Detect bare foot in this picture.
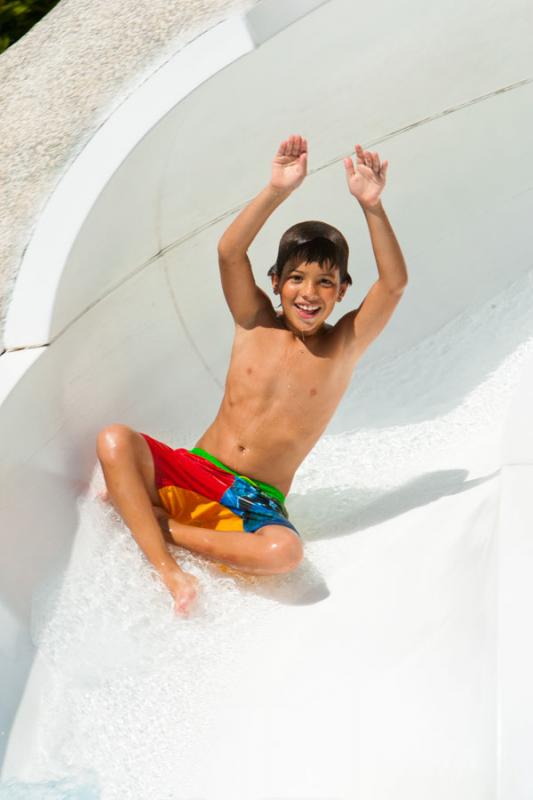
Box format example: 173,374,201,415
160,567,200,616
97,490,195,611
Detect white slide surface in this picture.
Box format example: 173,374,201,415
1,2,533,798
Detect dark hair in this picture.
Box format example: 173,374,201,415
267,220,352,285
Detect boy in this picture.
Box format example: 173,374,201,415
97,135,408,616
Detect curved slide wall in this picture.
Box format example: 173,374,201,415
1,0,533,797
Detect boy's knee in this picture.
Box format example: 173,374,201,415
262,529,303,573
96,423,135,462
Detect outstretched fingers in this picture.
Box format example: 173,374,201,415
343,156,355,177
355,143,379,171
272,134,308,192
277,134,307,159
355,143,366,166
289,134,306,156
354,144,388,177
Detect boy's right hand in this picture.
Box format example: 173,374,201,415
271,134,308,193
161,567,199,617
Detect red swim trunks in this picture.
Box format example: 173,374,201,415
140,433,299,536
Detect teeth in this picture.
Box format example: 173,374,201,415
296,304,319,311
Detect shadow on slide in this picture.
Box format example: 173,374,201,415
289,468,500,542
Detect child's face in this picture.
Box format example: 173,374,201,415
273,259,348,335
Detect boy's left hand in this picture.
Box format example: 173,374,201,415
271,134,308,193
344,144,388,209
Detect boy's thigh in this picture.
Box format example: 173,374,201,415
97,424,162,508
131,430,163,507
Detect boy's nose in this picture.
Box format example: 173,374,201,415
300,283,319,300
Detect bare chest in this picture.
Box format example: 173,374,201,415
224,324,352,424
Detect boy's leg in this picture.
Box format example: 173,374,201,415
96,424,302,577
161,514,303,576
97,425,202,617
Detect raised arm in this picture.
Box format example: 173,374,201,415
218,135,308,327
339,144,408,349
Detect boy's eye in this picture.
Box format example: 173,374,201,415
289,275,333,286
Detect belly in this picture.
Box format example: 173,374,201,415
195,391,333,494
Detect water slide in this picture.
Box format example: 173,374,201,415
1,1,533,797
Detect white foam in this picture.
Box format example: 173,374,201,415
0,773,100,799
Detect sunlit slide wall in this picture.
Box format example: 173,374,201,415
1,0,533,797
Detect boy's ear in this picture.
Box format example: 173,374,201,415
337,280,349,302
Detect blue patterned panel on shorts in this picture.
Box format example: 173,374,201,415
220,477,300,535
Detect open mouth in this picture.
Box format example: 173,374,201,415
294,303,321,320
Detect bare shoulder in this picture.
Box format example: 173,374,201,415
233,304,286,340
219,248,275,328
333,280,406,354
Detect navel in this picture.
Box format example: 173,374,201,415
309,387,318,397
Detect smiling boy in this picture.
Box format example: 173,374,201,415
96,135,408,615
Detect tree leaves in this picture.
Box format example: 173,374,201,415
0,0,61,54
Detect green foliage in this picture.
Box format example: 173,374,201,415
0,0,61,54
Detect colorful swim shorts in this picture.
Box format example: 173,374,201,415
140,433,300,537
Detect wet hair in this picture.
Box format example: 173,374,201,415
267,220,352,285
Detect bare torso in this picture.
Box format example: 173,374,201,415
194,307,363,495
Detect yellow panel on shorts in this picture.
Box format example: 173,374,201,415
158,485,244,532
